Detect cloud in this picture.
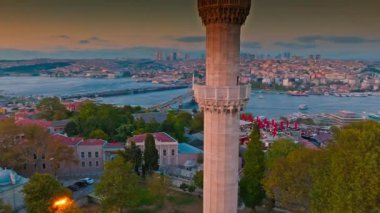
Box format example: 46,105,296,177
79,36,108,45
79,40,91,44
275,41,316,49
296,35,380,44
241,41,261,49
175,36,205,43
52,35,71,40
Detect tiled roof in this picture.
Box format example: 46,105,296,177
132,132,177,143
52,134,82,146
80,139,107,146
16,119,52,129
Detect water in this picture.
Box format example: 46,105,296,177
0,76,159,96
0,77,379,118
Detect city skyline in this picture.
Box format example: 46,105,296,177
1,0,380,60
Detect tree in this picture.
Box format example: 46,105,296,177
263,148,319,211
64,121,79,136
88,129,108,140
37,97,69,121
147,174,168,205
239,123,265,210
0,198,12,213
310,121,380,212
115,123,135,141
95,156,141,212
144,134,159,174
266,138,300,169
23,173,73,213
193,170,203,188
120,141,143,175
263,121,380,212
190,112,203,133
0,119,25,169
0,121,77,174
22,125,78,175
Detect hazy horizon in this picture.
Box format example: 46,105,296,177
1,0,379,60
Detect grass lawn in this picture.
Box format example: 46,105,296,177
81,189,202,213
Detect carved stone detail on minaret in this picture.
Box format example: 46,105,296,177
196,99,248,113
193,84,250,113
198,0,251,25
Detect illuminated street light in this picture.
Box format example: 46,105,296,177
52,197,72,212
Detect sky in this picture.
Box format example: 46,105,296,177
0,0,379,60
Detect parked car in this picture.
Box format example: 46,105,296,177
74,181,87,188
80,177,94,185
67,185,79,192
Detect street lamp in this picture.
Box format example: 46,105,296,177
52,197,72,212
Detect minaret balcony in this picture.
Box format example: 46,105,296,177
193,84,250,113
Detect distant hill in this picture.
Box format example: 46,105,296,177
0,62,71,76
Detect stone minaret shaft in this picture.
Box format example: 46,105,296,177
194,1,251,213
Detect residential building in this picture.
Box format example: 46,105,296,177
128,132,178,167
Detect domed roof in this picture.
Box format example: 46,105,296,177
0,168,20,186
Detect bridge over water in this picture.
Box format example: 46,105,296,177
148,90,194,111
61,85,189,100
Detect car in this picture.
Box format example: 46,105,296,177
67,185,79,192
80,177,94,185
74,181,87,188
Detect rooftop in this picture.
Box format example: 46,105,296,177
132,132,177,143
52,134,83,146
80,139,107,146
179,143,203,154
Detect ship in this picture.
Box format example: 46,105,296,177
368,113,380,120
298,104,308,110
288,91,309,96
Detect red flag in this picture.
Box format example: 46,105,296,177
248,114,254,122
241,114,246,121
280,121,284,129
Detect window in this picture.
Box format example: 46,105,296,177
88,152,92,158
42,164,46,169
96,161,99,167
42,154,45,160
163,150,167,156
172,149,175,156
89,161,92,167
81,152,84,158
23,164,27,170
33,154,37,159
81,162,85,167
95,152,99,158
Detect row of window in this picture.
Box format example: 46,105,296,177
81,161,99,168
163,149,176,156
81,151,99,158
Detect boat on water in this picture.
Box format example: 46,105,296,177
368,113,380,120
258,95,264,99
288,91,309,96
298,104,308,110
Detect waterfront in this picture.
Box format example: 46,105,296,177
0,77,379,118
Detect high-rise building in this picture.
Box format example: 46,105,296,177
193,1,251,212
155,51,161,61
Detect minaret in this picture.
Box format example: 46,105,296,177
193,1,251,213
